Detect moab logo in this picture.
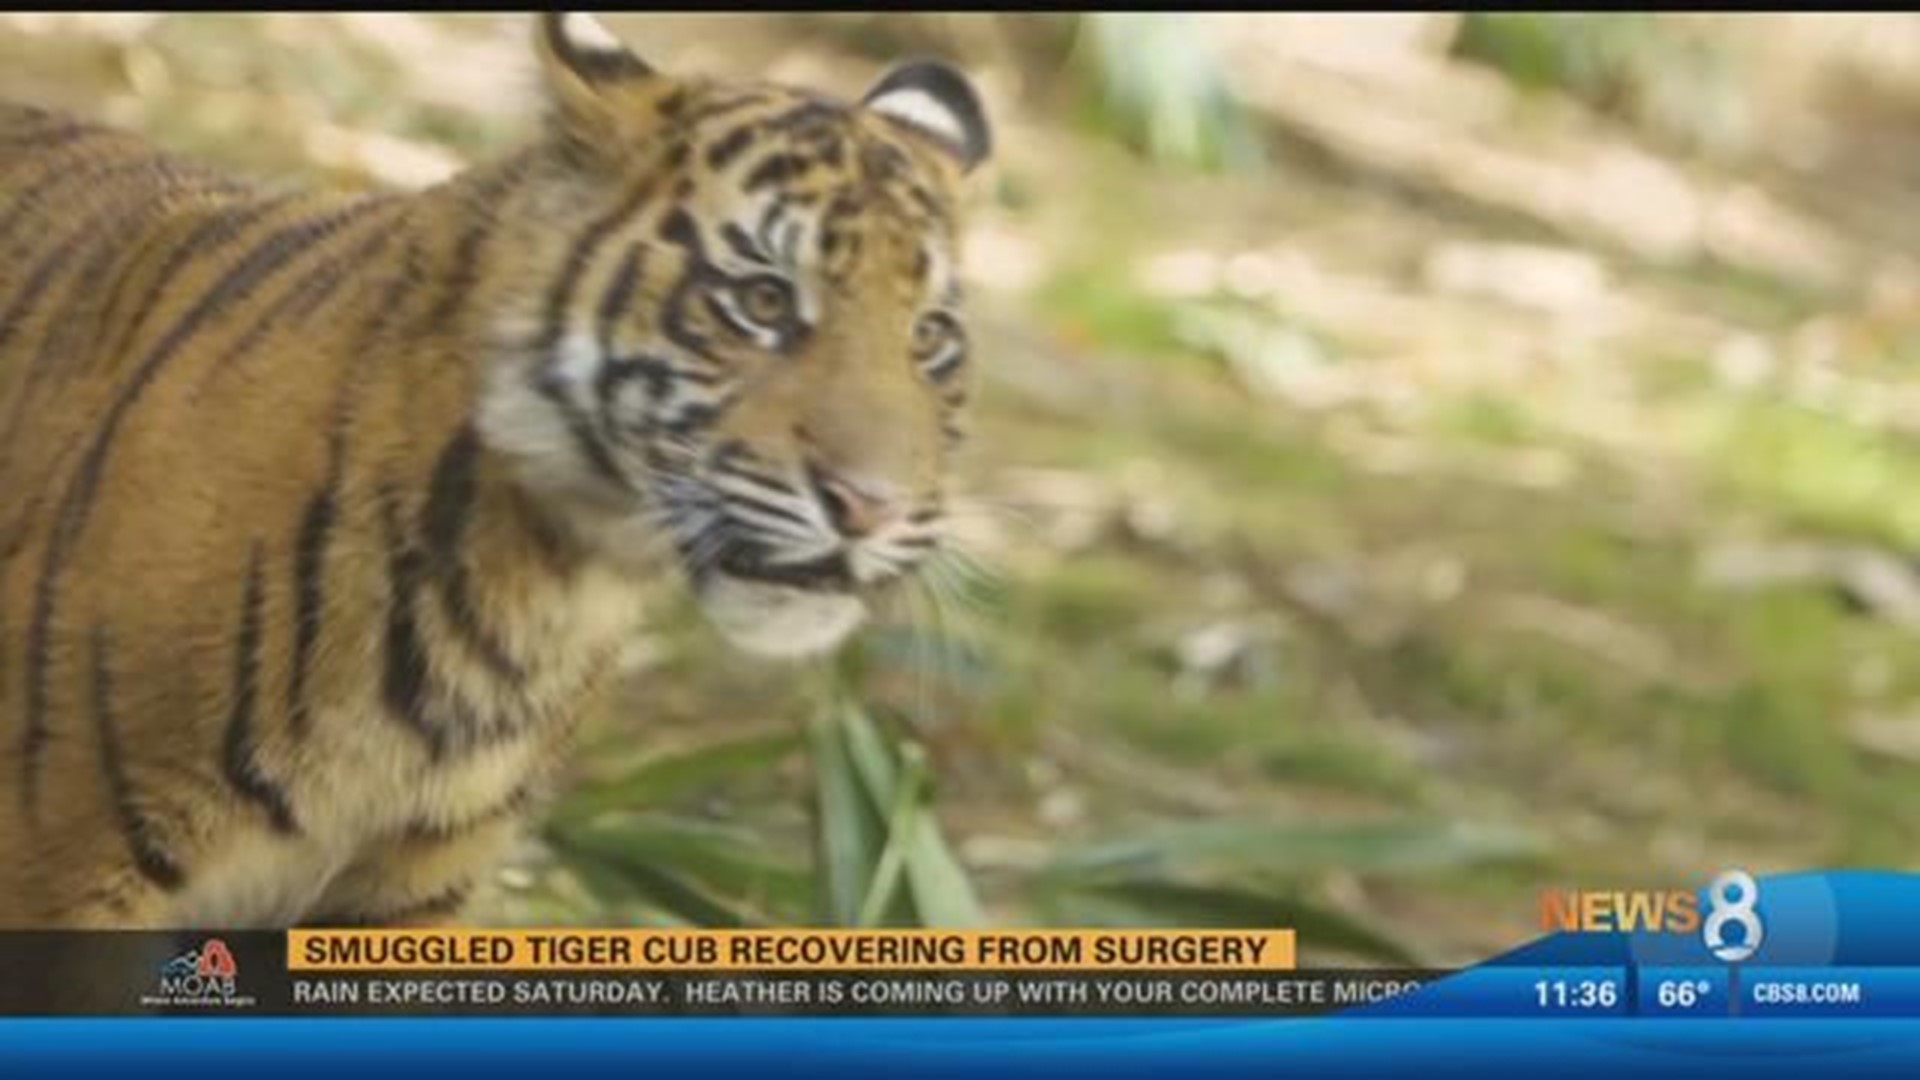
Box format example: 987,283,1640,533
140,938,255,1008
1538,888,1701,934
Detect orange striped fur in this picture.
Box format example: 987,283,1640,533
0,14,988,927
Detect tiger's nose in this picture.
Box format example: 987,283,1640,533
807,462,902,540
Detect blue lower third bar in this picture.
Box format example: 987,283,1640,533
1741,968,1920,1019
15,1018,1920,1078
1357,967,1628,1018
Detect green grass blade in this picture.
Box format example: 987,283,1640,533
810,704,885,925
905,813,988,928
547,813,810,916
558,846,751,928
553,730,803,827
839,698,903,816
855,746,928,928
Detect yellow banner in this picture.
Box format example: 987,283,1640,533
287,929,1296,972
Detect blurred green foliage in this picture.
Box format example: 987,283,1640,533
1451,13,1750,154
1454,14,1666,105
1071,13,1267,174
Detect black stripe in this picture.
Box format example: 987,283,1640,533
656,213,724,360
705,124,757,170
658,399,728,436
535,174,658,354
723,490,812,530
923,342,966,384
663,140,691,172
0,226,86,360
524,176,661,490
19,544,58,815
0,158,203,359
594,353,672,426
288,210,435,741
624,352,721,390
61,195,194,372
0,428,79,565
286,467,335,742
713,447,800,493
766,99,843,132
898,180,942,224
0,175,219,447
140,197,392,364
289,209,402,324
21,199,372,810
712,441,782,486
744,152,809,192
105,193,301,367
222,544,300,834
191,198,404,394
657,208,703,252
426,214,493,329
0,156,153,251
380,488,447,761
425,155,533,332
594,244,645,352
715,454,801,495
424,426,525,685
353,230,427,355
89,625,186,891
814,135,846,169
719,223,768,266
683,92,771,125
0,158,241,267
530,369,631,489
700,290,757,339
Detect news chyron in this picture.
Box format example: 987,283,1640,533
11,869,1920,1019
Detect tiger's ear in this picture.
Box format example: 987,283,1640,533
862,60,992,174
535,12,655,165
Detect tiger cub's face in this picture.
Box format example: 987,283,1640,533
483,15,991,658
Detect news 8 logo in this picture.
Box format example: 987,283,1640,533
1703,870,1764,962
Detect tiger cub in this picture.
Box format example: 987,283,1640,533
0,13,989,928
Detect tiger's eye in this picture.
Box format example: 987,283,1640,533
738,276,793,327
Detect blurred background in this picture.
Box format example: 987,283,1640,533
6,13,1920,965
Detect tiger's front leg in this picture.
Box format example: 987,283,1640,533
303,814,524,927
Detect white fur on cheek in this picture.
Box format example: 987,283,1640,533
698,576,867,659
